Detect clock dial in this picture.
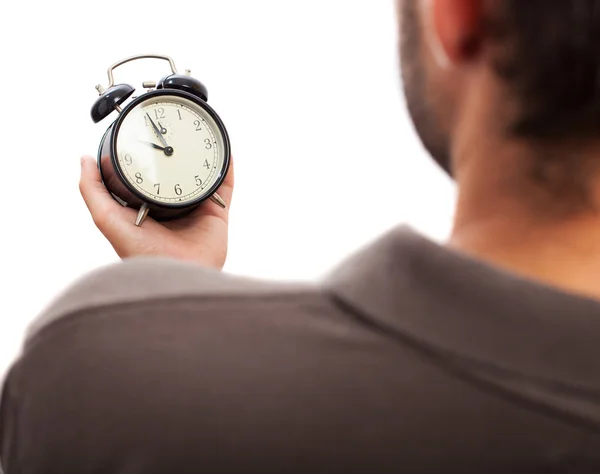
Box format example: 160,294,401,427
115,94,227,206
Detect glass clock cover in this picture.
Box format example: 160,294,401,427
115,94,227,206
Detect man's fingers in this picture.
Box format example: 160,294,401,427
216,155,235,207
79,156,132,236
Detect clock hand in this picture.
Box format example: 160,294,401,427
158,122,168,135
138,140,174,156
146,113,170,149
144,141,165,151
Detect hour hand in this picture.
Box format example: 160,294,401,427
139,140,174,156
142,141,165,151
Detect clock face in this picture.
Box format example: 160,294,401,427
114,92,228,207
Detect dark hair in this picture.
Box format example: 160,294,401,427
487,0,600,139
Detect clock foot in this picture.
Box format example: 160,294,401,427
210,193,227,209
135,204,150,227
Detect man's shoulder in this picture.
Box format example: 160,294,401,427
26,257,327,344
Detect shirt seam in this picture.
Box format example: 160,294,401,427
329,292,600,436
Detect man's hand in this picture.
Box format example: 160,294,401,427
79,155,234,269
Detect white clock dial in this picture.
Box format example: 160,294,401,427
115,94,227,205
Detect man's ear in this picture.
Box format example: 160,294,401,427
423,0,483,67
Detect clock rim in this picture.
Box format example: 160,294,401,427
109,88,231,210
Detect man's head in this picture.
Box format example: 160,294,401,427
398,0,600,187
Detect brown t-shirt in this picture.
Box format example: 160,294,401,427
2,226,600,473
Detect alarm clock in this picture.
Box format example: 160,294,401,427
91,54,231,227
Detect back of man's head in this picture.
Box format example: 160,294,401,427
399,0,600,183
397,0,600,298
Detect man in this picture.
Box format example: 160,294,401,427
3,0,600,472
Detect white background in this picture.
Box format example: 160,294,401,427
0,1,455,376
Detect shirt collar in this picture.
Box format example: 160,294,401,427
325,225,600,389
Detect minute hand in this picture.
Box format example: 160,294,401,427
146,113,169,148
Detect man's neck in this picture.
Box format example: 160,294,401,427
448,145,600,301
449,214,600,300
439,66,600,300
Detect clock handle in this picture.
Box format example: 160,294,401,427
103,54,179,89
